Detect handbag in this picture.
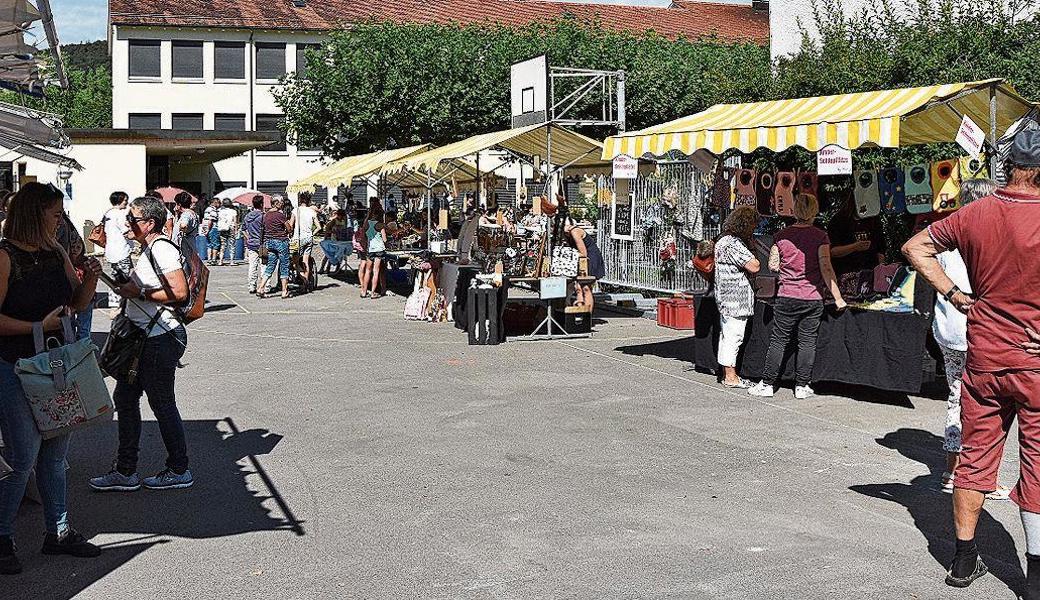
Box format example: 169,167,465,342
15,316,113,439
873,263,902,294
550,246,580,277
87,215,107,248
99,299,163,383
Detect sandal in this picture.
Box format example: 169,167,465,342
722,378,753,389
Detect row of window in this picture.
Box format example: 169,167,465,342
126,112,305,152
128,39,319,81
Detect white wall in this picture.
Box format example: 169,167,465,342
111,24,329,193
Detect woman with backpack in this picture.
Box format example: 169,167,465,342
89,195,193,493
0,183,104,574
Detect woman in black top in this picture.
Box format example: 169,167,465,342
0,183,103,574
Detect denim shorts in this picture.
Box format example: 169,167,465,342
264,238,291,279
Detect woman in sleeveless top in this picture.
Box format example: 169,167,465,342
360,198,386,299
0,183,103,574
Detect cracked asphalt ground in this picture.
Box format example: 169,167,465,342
7,263,1028,599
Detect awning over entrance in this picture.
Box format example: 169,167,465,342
66,128,280,164
602,79,1036,159
287,143,431,194
382,123,606,176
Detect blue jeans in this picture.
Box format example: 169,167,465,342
0,360,70,537
206,228,220,250
74,299,95,341
113,327,189,474
264,239,290,280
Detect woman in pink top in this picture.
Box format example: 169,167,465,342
749,194,845,399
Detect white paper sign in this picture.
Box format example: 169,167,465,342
540,277,568,299
955,114,985,158
612,154,638,179
817,144,852,175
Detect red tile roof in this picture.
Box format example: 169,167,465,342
108,0,769,44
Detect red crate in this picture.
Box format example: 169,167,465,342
657,298,694,330
657,298,673,328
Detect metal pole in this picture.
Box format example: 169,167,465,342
989,82,999,176
475,153,481,212
617,71,626,133
426,170,432,236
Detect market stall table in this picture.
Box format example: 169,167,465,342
691,283,935,394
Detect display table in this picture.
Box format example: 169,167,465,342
693,289,934,393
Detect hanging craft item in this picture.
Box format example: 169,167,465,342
733,168,757,208
797,171,819,200
904,164,933,214
878,167,906,215
853,170,881,218
773,171,796,217
662,186,679,211
959,155,989,182
711,163,735,209
755,169,775,216
931,159,961,212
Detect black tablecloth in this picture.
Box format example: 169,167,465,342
693,296,932,394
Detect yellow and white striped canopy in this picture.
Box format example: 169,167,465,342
602,79,1035,160
383,158,491,189
382,123,605,176
287,144,431,194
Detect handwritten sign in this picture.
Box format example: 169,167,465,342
612,154,638,180
611,178,634,241
955,114,985,158
817,145,852,175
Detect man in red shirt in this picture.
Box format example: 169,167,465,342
904,130,1040,597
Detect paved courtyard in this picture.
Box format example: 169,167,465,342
8,263,1028,599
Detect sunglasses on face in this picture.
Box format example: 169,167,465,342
126,215,151,225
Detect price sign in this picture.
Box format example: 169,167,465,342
955,114,985,158
611,178,634,241
817,145,852,175
540,277,568,299
612,154,638,179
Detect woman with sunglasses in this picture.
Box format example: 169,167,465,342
0,183,103,574
90,195,193,493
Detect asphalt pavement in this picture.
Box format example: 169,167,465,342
7,262,1028,599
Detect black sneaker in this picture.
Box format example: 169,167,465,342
945,555,988,587
0,536,21,575
41,529,101,558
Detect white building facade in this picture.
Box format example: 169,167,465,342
110,24,330,199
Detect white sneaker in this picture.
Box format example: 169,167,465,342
795,385,815,399
748,382,774,397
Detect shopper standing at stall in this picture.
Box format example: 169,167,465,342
903,131,1040,596
216,199,238,267
713,206,761,389
202,198,220,266
242,195,265,294
362,198,387,299
256,197,294,299
749,194,845,399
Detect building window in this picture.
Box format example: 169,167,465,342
128,40,161,79
171,113,204,130
256,181,289,198
295,43,319,79
128,113,161,129
214,113,246,131
214,41,246,80
171,40,203,79
255,43,286,81
255,114,286,152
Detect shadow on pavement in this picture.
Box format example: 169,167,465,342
850,428,1025,597
8,417,300,600
616,336,696,364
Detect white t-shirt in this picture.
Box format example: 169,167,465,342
293,205,317,244
128,237,184,337
933,249,971,352
103,207,132,263
218,207,237,232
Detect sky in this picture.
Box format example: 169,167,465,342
43,0,749,44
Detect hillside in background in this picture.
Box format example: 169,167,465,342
58,40,108,72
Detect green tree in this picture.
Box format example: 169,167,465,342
0,65,112,129
275,18,770,158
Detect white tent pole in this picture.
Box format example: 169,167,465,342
989,82,999,175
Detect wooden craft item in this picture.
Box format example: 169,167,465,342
755,169,775,216
878,167,906,215
904,164,933,214
797,171,818,200
853,170,881,219
959,155,989,182
931,159,961,213
773,171,796,217
733,168,757,208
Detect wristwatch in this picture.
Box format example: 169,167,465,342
944,285,962,302
138,287,149,301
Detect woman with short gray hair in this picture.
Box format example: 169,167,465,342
90,195,194,492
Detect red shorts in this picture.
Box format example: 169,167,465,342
956,368,1040,511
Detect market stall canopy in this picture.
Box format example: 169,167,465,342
602,79,1035,159
382,157,490,189
382,123,606,176
286,144,431,194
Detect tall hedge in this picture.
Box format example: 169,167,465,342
275,18,771,158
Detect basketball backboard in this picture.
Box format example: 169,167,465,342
511,55,548,128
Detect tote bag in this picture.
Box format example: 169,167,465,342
15,317,113,439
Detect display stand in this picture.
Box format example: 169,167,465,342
508,276,594,341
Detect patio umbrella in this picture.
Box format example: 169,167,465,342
152,186,194,205
217,187,272,209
